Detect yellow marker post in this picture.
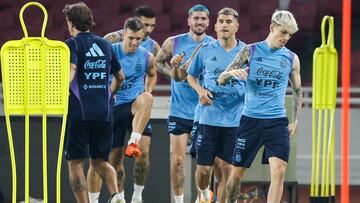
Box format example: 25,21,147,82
310,16,338,203
0,2,69,203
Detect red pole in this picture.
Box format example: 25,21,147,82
341,0,351,203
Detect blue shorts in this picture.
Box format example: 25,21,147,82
197,124,238,166
167,116,193,135
65,120,112,160
112,101,153,148
232,116,290,168
189,122,199,158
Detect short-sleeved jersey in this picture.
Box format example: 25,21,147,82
170,33,215,120
242,41,295,118
187,40,246,127
116,29,157,54
65,32,121,121
112,42,151,105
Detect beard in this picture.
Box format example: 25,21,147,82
191,25,207,36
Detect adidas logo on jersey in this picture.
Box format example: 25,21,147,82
211,56,217,61
254,57,262,62
85,43,105,57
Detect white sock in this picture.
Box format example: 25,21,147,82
132,184,144,200
195,196,200,203
118,191,125,200
174,194,184,203
88,192,100,203
109,193,125,203
128,132,142,145
199,186,210,201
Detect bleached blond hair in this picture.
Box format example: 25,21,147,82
271,10,299,33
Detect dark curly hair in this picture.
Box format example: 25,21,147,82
63,2,95,31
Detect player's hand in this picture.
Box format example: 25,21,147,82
217,67,248,85
198,88,213,106
170,52,185,68
288,120,298,137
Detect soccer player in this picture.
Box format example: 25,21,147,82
104,5,160,56
87,17,157,203
63,2,125,203
154,4,214,203
217,10,303,203
187,7,247,203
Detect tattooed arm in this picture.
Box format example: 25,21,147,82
145,54,157,93
104,31,122,44
155,38,173,79
217,45,250,85
288,54,302,137
154,37,174,79
153,40,161,56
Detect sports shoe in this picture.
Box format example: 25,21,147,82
199,190,214,203
125,143,142,158
107,193,126,203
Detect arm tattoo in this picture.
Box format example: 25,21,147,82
217,46,250,85
104,32,121,44
293,87,303,122
155,45,173,78
225,45,250,72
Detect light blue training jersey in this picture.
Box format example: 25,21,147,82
169,33,215,120
187,40,246,127
242,41,295,118
193,66,206,123
112,42,151,105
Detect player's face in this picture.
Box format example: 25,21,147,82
188,11,209,36
139,16,156,39
270,24,293,48
215,14,239,40
122,28,144,52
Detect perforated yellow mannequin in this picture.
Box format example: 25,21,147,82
0,2,70,203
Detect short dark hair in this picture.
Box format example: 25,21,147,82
134,5,156,18
63,2,95,31
124,17,144,32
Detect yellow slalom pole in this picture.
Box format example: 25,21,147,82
310,97,317,196
4,115,17,203
325,109,336,196
56,116,67,203
321,109,329,196
25,115,30,203
314,109,322,196
43,115,48,203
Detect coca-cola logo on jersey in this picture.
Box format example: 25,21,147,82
214,68,224,76
84,59,106,69
256,67,282,80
